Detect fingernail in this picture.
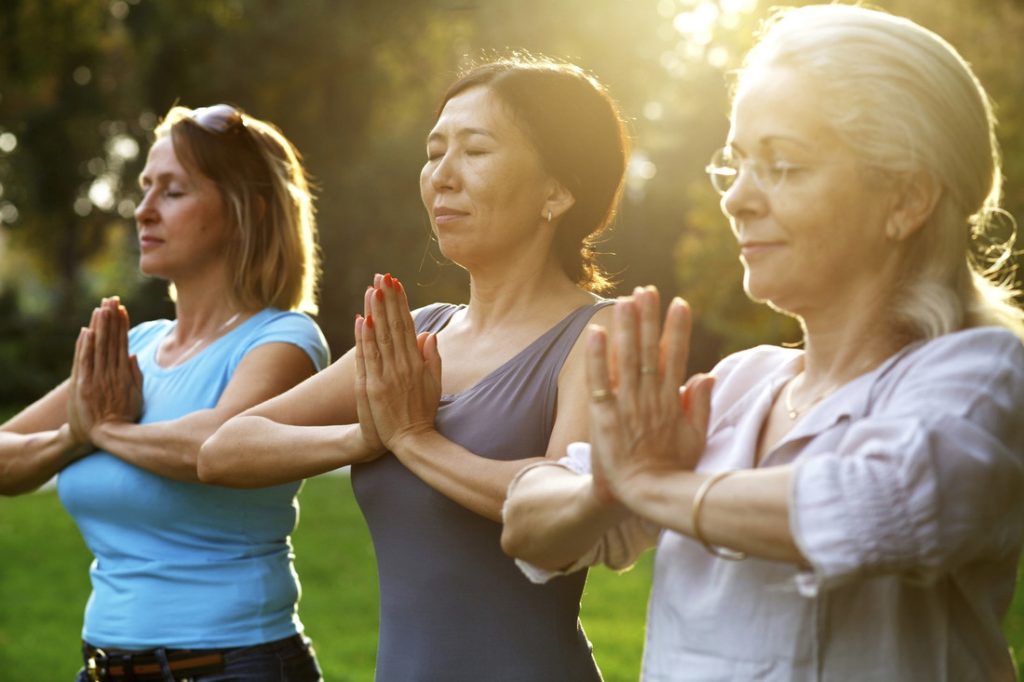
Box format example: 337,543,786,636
366,314,374,329
394,277,403,292
384,274,393,288
375,288,384,301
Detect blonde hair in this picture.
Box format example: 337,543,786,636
155,106,320,314
738,4,1023,339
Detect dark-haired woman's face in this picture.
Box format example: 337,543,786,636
420,86,557,270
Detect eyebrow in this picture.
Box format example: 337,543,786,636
138,170,189,187
426,127,497,144
730,135,814,156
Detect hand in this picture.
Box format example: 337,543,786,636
357,273,442,453
68,297,143,445
585,287,714,507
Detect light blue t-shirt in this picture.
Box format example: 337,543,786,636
58,308,329,650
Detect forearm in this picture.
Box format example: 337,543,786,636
199,416,373,488
391,429,547,522
89,412,227,482
0,425,91,495
501,465,629,570
621,466,804,564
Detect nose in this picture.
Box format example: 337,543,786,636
429,152,459,193
721,162,767,221
134,188,157,226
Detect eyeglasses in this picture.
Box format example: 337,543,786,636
705,147,803,196
189,104,245,134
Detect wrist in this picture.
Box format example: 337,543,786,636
58,423,93,461
386,423,435,458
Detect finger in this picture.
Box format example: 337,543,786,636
368,281,398,368
683,373,715,440
423,333,443,390
115,305,130,375
353,316,376,426
585,324,615,406
381,274,418,369
661,298,693,394
80,329,95,386
89,306,101,331
93,309,111,377
71,328,88,384
613,298,640,398
638,286,661,383
129,355,143,389
360,308,384,384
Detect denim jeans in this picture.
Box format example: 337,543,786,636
76,635,323,682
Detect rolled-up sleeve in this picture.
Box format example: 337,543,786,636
511,442,661,584
790,330,1024,596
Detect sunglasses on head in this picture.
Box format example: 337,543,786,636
188,104,244,134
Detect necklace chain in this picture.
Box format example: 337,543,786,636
167,312,242,367
783,375,837,420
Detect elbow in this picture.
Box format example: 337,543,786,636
196,428,234,486
499,497,537,562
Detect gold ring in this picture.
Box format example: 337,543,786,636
591,388,612,402
641,366,657,375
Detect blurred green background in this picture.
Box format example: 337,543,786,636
2,0,1022,394
2,0,1024,678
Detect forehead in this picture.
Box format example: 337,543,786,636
429,86,517,138
729,66,837,151
142,136,187,174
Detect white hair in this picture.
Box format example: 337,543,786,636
738,3,1023,339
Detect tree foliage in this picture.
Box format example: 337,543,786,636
0,0,1021,403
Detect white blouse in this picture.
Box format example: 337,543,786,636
510,326,1024,681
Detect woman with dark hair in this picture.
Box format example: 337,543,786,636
204,57,630,680
1,104,328,680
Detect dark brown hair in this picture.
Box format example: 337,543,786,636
438,56,630,292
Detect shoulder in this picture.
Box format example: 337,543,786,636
876,327,1024,416
412,302,461,332
235,308,330,371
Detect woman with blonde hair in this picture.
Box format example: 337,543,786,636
502,5,1024,680
2,104,328,680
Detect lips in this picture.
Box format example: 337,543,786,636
139,234,163,250
433,206,469,225
738,240,785,259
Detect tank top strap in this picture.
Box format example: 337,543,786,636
413,303,463,334
525,299,615,376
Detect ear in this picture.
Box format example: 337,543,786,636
542,179,576,224
887,171,941,241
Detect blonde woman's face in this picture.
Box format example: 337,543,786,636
721,66,900,315
135,136,230,282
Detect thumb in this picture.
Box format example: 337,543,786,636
423,333,442,388
130,355,143,387
680,373,715,436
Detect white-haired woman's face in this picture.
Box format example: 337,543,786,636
719,65,903,317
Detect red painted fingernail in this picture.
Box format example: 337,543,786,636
366,314,374,329
375,288,384,301
385,274,394,288
394,277,403,292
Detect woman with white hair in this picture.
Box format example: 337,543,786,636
501,5,1024,680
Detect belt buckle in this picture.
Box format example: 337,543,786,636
85,648,107,682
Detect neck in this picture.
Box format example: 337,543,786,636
170,268,246,341
462,252,593,330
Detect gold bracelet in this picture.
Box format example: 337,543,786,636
690,470,747,561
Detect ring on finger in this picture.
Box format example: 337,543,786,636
591,388,613,402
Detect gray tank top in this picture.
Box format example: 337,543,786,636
352,301,611,681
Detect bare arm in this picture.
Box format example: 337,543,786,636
198,343,385,487
358,275,612,522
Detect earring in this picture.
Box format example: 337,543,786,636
546,209,553,223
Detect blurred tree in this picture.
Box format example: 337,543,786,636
0,0,1021,403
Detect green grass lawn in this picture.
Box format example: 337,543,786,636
2,473,1023,681
0,474,651,681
